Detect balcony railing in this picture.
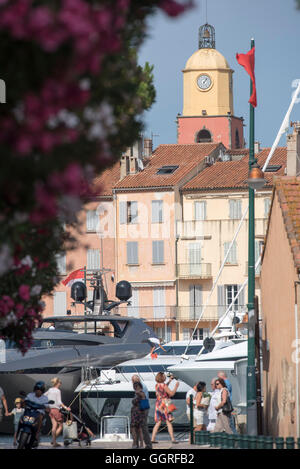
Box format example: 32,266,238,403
176,263,212,279
114,305,246,322
176,218,268,239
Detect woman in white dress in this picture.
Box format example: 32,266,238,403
194,382,209,432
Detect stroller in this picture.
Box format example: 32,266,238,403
61,409,94,447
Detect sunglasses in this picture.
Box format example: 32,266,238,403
215,382,220,385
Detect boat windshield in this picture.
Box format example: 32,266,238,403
39,318,128,338
153,345,203,356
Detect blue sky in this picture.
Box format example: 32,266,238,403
138,0,300,150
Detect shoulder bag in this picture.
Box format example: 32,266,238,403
222,390,233,414
139,398,150,411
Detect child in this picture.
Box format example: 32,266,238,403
8,397,24,446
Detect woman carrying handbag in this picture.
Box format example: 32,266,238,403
151,372,179,444
212,378,233,434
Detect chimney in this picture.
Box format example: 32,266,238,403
254,141,260,154
286,122,300,176
143,138,153,158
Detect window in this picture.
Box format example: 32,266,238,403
87,249,100,271
229,199,242,219
189,285,202,319
196,129,212,143
152,200,163,223
188,243,202,276
235,129,240,148
156,165,178,175
152,241,164,264
119,201,138,224
194,201,206,220
53,292,67,316
224,241,237,264
153,287,166,318
127,241,138,265
264,198,271,218
55,253,66,275
265,165,282,173
86,210,98,232
127,289,139,317
226,285,239,312
154,326,171,342
182,328,209,341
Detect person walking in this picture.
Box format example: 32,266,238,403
194,382,209,432
151,372,179,444
0,386,9,422
130,381,148,448
217,371,236,433
213,378,233,434
45,377,71,448
131,375,152,449
7,397,25,446
207,378,221,432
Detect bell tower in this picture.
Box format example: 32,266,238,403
177,24,244,149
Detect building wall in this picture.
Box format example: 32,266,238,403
261,192,299,438
178,190,271,323
177,115,243,149
43,198,116,316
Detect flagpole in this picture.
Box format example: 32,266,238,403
247,37,258,436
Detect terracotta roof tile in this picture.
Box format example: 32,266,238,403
113,143,221,190
91,160,121,197
182,147,287,191
274,176,300,269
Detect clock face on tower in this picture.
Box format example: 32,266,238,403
197,74,212,91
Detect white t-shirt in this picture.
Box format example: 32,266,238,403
186,388,196,413
25,392,49,414
44,387,63,409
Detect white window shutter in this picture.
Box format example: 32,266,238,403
127,242,138,265
217,285,225,317
152,241,164,264
153,287,166,318
264,198,271,217
119,201,127,224
53,291,67,316
152,200,163,223
130,201,138,223
86,210,97,231
194,201,206,220
87,249,100,270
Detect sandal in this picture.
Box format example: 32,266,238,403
151,440,159,444
171,440,178,444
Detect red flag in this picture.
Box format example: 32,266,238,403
62,268,84,287
236,46,257,107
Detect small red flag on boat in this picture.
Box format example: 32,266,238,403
62,268,84,287
236,46,257,107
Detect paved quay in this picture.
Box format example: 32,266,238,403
0,439,213,450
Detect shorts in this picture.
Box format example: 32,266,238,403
194,409,206,425
49,408,63,423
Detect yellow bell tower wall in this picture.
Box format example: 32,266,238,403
182,48,234,117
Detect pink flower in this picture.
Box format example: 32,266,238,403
15,303,25,319
160,0,194,17
0,296,15,315
18,285,31,302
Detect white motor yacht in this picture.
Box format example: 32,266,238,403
74,340,205,429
